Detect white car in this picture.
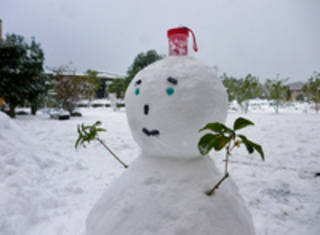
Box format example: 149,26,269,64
49,109,70,120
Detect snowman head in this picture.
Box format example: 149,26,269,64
125,56,228,159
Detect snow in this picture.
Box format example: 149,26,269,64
0,107,320,234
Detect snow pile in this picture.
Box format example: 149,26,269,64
9,109,136,235
0,112,60,234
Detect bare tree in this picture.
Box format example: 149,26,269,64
51,64,94,114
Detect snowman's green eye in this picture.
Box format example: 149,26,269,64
135,88,140,96
166,87,174,96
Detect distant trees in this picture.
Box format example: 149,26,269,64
27,73,51,115
108,50,164,98
0,34,46,118
221,73,240,102
126,50,164,86
220,73,302,113
302,71,320,112
83,69,102,102
238,74,262,112
265,74,290,113
108,78,126,99
51,64,99,114
221,73,261,112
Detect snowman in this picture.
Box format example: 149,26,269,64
86,27,255,235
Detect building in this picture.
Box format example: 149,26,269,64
288,82,304,101
95,72,125,98
46,71,125,99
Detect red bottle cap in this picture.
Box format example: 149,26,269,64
167,26,198,56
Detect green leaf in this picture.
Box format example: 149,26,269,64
95,121,102,126
75,121,106,149
233,117,254,131
199,122,227,133
199,122,235,137
198,134,219,155
198,133,230,155
75,137,81,149
77,124,82,135
224,127,236,139
238,135,252,152
250,142,264,161
238,134,264,160
213,135,230,151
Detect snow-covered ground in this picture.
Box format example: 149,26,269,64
0,105,319,235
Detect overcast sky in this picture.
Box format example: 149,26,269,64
1,0,319,82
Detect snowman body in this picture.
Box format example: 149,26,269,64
86,56,255,235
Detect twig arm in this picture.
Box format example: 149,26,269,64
96,137,128,168
206,172,229,196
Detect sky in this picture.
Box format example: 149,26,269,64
1,0,319,82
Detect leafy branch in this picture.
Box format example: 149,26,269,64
75,121,128,168
198,117,264,196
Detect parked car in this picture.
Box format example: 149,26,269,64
49,109,70,120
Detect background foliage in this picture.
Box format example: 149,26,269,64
0,33,46,117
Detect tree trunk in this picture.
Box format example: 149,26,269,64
31,104,37,115
275,103,279,113
9,103,16,118
244,101,249,113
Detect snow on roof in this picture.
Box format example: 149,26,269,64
96,71,125,79
44,70,125,80
288,82,304,91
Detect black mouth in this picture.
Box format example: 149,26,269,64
142,128,160,137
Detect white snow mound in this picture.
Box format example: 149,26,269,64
0,112,59,235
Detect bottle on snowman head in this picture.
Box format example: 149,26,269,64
167,26,198,56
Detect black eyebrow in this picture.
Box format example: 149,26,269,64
167,77,178,85
135,80,142,86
